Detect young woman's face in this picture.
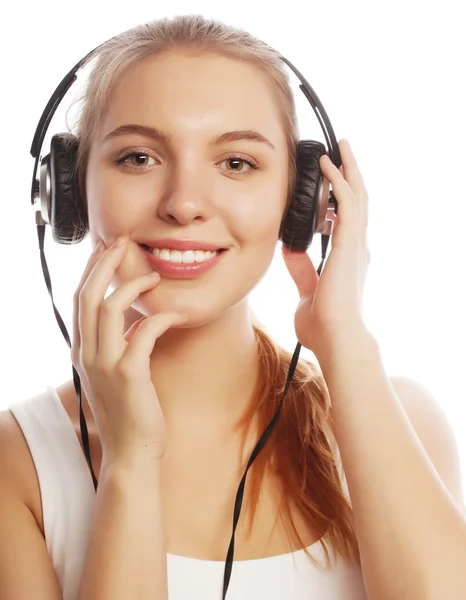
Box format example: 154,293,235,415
85,50,290,325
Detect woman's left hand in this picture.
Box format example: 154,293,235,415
282,138,371,358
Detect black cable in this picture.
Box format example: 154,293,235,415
36,218,98,489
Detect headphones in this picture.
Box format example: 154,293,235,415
29,31,341,600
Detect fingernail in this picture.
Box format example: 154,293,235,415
111,236,125,248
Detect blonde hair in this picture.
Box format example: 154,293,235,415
68,14,360,569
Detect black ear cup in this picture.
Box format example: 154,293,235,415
279,140,327,252
46,133,88,244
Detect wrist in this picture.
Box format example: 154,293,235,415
101,451,164,481
314,322,377,371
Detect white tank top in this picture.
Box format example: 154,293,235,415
8,386,367,600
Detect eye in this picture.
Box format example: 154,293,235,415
114,150,259,176
218,155,259,177
115,151,156,170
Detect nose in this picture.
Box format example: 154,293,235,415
157,163,212,226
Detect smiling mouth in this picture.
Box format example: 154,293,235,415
139,244,227,264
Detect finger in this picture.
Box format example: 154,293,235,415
331,139,369,226
71,240,105,363
341,139,369,226
98,271,161,365
320,153,354,195
79,237,128,367
338,139,368,199
281,245,318,299
123,315,148,344
321,140,367,201
120,312,189,371
320,153,357,226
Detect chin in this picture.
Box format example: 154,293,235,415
132,292,227,329
131,263,258,329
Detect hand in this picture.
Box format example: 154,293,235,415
282,139,371,358
70,236,188,467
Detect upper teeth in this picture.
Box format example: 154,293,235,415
148,247,220,263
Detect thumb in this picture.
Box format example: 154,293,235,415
281,244,318,300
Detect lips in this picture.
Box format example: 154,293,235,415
140,244,228,279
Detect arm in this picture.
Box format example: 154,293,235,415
0,411,63,600
76,458,168,600
319,328,466,600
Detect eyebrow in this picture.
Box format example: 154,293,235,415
101,124,276,151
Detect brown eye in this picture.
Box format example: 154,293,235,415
227,158,246,172
219,155,258,176
116,152,156,169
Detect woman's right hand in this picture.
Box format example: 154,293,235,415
70,236,188,469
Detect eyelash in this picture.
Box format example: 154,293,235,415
114,150,259,176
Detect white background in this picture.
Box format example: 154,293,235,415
1,1,465,493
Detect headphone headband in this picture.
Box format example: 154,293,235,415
29,39,341,206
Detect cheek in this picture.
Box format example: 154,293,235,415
222,196,283,289
86,158,147,234
226,189,285,246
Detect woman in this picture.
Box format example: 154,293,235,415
1,14,465,600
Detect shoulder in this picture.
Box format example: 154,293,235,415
0,411,63,598
389,376,465,514
0,408,41,517
0,408,26,473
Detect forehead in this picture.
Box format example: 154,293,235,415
98,50,286,147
